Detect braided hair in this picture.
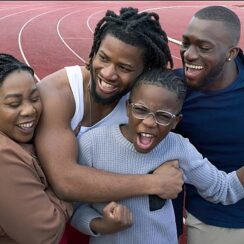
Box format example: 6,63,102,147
0,53,34,86
130,68,187,109
88,7,173,70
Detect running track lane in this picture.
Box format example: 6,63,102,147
0,1,243,80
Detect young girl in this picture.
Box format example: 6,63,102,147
0,53,73,244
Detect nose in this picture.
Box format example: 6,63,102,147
20,102,36,117
183,45,198,61
142,113,157,127
100,64,118,80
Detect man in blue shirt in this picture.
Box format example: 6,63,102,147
174,5,244,244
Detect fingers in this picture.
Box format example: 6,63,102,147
151,161,184,199
157,159,179,169
103,201,133,226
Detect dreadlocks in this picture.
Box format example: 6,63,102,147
88,7,173,70
0,53,34,86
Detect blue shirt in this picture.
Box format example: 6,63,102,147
175,50,244,228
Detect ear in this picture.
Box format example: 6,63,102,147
171,114,183,130
227,47,240,61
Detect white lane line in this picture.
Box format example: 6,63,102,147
57,8,92,63
18,6,74,81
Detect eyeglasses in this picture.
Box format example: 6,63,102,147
128,100,179,126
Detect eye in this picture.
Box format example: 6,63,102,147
156,111,173,122
132,104,149,115
98,54,108,62
199,46,212,52
8,102,20,108
119,65,133,73
31,96,41,102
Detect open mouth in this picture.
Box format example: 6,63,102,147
16,121,35,134
97,76,118,94
184,63,204,80
136,132,155,152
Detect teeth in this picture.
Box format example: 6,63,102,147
141,133,153,138
100,79,114,88
185,63,203,70
18,122,34,129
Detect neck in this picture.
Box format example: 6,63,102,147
205,61,238,91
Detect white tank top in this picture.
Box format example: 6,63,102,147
65,65,128,140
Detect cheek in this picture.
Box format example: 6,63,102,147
35,103,43,118
91,57,102,70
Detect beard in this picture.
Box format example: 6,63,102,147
89,66,131,105
185,60,226,91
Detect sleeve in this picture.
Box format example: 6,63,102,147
78,132,94,167
178,136,244,205
71,203,102,236
71,132,103,236
0,146,72,244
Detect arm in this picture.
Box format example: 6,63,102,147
179,137,244,204
91,202,133,234
71,202,132,236
236,166,244,186
35,68,183,202
0,145,71,244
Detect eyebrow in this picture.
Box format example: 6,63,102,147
182,35,213,44
4,87,39,99
99,50,135,69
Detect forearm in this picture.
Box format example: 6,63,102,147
236,166,244,186
55,164,152,202
90,218,107,235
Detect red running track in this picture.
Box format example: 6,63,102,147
0,1,243,80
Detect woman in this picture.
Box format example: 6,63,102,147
0,53,73,244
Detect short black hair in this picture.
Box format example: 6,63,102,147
194,6,241,45
88,7,173,70
130,69,187,109
0,53,34,86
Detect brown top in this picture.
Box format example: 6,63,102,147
0,132,73,244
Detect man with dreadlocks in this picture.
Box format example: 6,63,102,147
173,5,244,244
35,7,183,208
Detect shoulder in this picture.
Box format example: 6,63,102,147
37,66,89,121
79,125,117,145
165,132,192,149
173,68,184,79
0,133,32,168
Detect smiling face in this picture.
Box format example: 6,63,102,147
0,70,42,143
122,83,181,153
180,17,235,90
90,34,145,104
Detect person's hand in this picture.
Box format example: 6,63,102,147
91,201,133,235
152,160,184,199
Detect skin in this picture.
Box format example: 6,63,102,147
90,201,133,235
121,83,181,153
121,82,244,185
0,70,41,143
180,17,244,183
180,17,239,91
35,33,184,202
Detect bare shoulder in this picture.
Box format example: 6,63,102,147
37,67,79,123
38,68,71,101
